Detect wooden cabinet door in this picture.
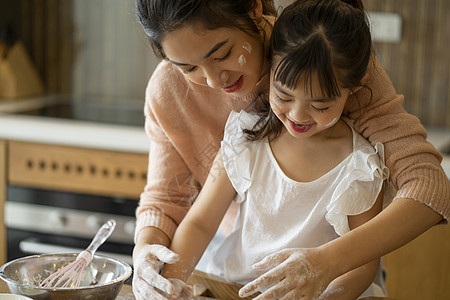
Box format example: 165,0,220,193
0,140,7,264
384,224,450,300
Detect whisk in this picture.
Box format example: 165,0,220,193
40,219,116,288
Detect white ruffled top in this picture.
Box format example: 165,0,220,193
206,110,391,285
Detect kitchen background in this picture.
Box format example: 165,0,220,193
0,0,449,127
0,1,449,299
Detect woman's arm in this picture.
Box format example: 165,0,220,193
132,137,198,299
314,56,449,297
133,63,208,299
346,58,449,222
135,138,195,244
135,63,203,245
162,150,237,281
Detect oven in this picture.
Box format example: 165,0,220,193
5,185,136,266
1,95,149,270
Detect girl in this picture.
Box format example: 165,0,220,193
132,0,449,299
151,1,391,299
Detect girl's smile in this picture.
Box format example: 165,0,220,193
288,119,314,133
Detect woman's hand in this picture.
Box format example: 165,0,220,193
239,248,330,300
132,244,191,300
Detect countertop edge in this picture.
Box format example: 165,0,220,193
0,114,149,154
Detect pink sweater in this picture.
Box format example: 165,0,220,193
135,59,450,240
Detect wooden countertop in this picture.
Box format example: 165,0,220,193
0,277,394,299
0,280,135,299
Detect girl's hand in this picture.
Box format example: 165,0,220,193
168,278,193,300
239,248,329,300
132,244,187,300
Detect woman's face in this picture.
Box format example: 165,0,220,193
161,24,266,97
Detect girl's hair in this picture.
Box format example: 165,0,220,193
136,0,277,59
246,0,373,141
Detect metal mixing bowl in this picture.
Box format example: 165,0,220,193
0,253,132,300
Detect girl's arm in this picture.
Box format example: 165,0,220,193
316,194,441,290
162,150,237,281
318,190,384,299
239,189,388,300
240,197,441,299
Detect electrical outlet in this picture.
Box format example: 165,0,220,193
367,12,402,43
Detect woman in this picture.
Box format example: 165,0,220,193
132,0,449,299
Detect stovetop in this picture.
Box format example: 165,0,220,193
0,94,145,127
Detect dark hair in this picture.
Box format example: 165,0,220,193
246,0,372,141
136,0,277,59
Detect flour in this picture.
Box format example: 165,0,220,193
325,117,338,128
239,249,326,299
238,54,247,67
169,278,192,300
317,285,345,299
272,251,324,299
242,42,252,54
133,244,180,296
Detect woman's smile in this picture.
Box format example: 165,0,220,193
223,76,244,93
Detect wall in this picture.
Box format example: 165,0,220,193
1,0,449,127
0,0,73,94
365,0,450,127
71,0,159,99
0,0,158,100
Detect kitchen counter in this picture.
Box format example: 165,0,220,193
0,97,150,266
0,269,395,299
0,280,136,299
0,279,395,299
0,96,149,153
0,114,149,154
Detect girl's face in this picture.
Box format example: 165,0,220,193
161,24,266,97
269,70,350,139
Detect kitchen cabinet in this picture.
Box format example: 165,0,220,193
0,135,148,266
383,224,450,300
0,95,150,265
0,140,7,264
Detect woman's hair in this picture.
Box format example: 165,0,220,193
246,0,373,141
136,0,277,59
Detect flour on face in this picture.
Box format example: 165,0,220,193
238,54,247,67
242,42,252,54
325,117,338,128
